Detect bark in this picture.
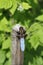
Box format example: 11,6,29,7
11,27,24,65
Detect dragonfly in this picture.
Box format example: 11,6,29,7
17,27,27,52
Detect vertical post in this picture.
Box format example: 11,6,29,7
11,24,26,65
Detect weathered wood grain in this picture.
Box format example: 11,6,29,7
11,25,24,65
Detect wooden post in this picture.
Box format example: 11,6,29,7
11,24,25,65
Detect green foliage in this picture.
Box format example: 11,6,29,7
0,0,12,9
29,34,39,50
36,14,43,21
0,17,11,32
0,0,43,65
4,59,11,65
21,2,32,10
0,50,5,63
28,56,43,65
2,37,11,49
10,0,17,15
6,51,11,58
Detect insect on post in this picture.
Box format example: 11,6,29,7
11,24,27,65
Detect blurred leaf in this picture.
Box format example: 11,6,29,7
29,34,39,50
29,23,42,32
0,50,5,63
0,17,11,32
33,56,43,65
36,15,43,21
22,2,31,10
0,0,12,9
34,0,38,4
41,51,43,56
0,34,5,45
2,37,11,49
28,56,43,65
28,62,32,65
41,9,43,13
37,30,43,46
10,0,17,15
0,17,8,25
4,58,11,65
0,13,2,16
16,0,21,2
0,63,3,65
6,51,11,58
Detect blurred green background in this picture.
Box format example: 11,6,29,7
0,0,43,65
